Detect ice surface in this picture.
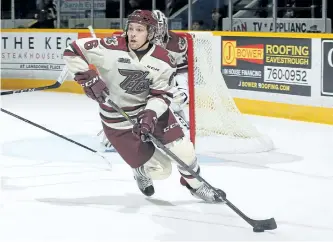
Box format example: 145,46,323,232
1,92,333,241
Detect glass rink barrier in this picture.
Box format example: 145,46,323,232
0,0,331,33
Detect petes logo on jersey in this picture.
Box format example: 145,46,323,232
119,69,152,94
104,37,118,46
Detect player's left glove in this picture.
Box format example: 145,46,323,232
170,88,189,112
132,109,157,142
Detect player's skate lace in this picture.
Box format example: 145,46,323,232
191,183,226,203
133,166,155,197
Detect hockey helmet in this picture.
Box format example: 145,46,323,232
125,10,158,41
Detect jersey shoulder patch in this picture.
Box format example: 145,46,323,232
100,36,128,51
151,45,177,68
166,31,187,53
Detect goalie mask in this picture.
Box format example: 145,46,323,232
124,10,158,42
153,10,169,48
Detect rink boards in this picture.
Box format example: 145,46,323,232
1,29,333,125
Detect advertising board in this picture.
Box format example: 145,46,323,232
1,32,77,80
0,29,332,124
223,18,331,33
60,0,106,12
321,39,333,96
222,36,313,96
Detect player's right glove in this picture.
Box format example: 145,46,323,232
74,69,109,103
132,109,157,142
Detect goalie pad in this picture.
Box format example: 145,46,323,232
170,88,189,112
173,110,189,130
172,109,190,138
170,73,189,112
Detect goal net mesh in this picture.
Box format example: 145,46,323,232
186,32,274,153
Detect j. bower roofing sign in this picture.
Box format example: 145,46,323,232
222,36,313,96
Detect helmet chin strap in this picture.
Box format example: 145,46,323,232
132,39,149,51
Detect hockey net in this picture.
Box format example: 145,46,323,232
179,32,274,153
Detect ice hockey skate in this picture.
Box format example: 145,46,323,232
181,177,226,203
133,165,155,197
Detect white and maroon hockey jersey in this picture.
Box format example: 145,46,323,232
63,36,177,129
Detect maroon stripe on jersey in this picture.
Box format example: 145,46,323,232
69,41,89,64
63,49,79,57
100,103,145,113
100,113,137,123
151,46,177,68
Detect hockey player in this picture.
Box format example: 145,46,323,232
63,10,225,203
100,10,190,150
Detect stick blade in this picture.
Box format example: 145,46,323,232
252,217,277,231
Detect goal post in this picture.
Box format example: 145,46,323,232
178,31,274,153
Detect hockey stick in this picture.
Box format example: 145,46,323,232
87,25,97,38
104,96,277,232
0,108,112,170
1,66,68,96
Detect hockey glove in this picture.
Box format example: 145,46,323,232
170,88,189,112
74,69,109,103
132,109,157,142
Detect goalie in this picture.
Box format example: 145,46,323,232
153,9,189,125
63,9,224,203
100,10,190,151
